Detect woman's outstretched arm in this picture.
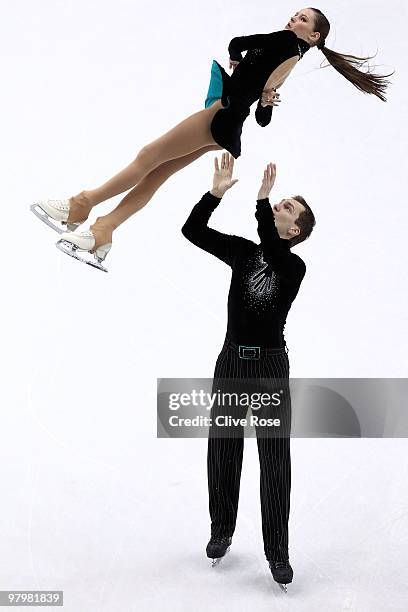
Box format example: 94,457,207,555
228,30,294,61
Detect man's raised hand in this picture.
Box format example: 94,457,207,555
257,162,277,200
210,153,239,198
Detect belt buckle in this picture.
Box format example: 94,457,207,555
238,345,260,360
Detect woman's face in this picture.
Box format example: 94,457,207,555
284,7,321,45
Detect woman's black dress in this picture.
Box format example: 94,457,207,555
205,30,310,158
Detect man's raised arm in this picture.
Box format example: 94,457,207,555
181,153,242,266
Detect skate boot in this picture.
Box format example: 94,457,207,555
56,223,112,273
30,198,92,234
206,536,232,567
268,558,293,592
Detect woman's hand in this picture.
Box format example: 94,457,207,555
210,153,239,198
260,88,280,108
257,162,277,199
229,58,240,71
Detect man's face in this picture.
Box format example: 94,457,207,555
272,198,305,240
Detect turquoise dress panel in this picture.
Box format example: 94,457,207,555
205,60,224,108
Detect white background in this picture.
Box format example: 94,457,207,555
2,0,408,609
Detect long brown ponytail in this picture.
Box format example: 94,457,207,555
310,8,395,102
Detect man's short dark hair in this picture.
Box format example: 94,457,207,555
289,195,316,247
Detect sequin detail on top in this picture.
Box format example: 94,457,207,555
238,38,308,66
244,48,265,64
241,247,279,313
297,41,306,58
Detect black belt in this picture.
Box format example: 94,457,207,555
223,337,288,360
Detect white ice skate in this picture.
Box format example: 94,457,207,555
56,229,112,273
30,199,87,234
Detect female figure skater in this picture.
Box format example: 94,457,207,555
31,7,393,271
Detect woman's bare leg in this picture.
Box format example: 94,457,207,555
67,100,224,223
87,143,222,250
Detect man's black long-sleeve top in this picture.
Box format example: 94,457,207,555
181,191,306,347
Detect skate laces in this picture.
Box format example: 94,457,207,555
273,560,290,569
210,536,230,545
51,199,70,210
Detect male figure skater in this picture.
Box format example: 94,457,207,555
181,153,315,589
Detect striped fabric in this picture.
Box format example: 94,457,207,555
207,339,291,562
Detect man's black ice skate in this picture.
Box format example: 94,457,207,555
206,536,232,567
268,559,293,592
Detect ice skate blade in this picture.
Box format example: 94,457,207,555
210,546,230,567
56,239,108,273
30,203,65,234
30,203,80,234
278,583,288,593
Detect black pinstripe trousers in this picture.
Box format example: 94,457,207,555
207,338,291,562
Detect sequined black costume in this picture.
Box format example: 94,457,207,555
205,30,310,159
181,191,306,347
